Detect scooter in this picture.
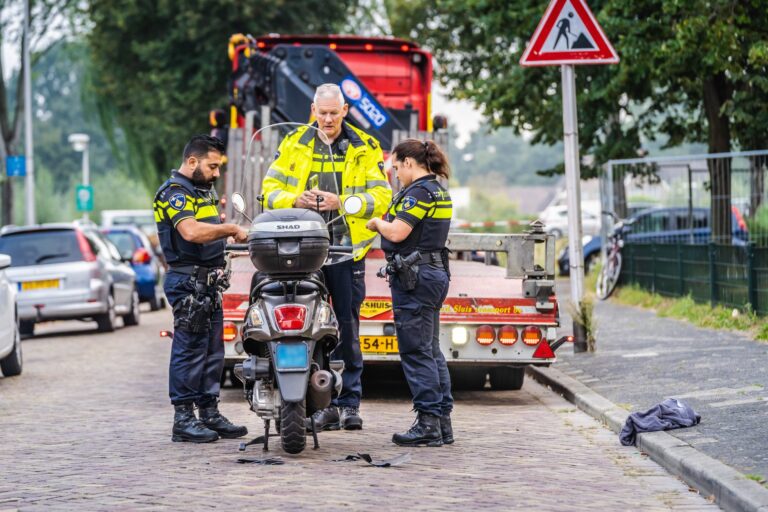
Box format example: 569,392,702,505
228,192,365,454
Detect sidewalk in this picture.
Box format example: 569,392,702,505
548,281,768,510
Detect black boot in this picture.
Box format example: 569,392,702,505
172,404,219,443
392,412,443,447
340,406,363,430
441,414,454,444
306,406,340,432
198,402,248,439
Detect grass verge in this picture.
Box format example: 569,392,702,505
612,284,768,341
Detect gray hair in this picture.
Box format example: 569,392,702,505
313,83,345,107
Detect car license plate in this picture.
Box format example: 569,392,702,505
20,279,60,291
360,336,398,354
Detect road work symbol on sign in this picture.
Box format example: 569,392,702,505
520,0,618,66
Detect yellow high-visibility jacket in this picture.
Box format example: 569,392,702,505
262,122,392,260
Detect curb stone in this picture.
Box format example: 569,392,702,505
527,365,768,512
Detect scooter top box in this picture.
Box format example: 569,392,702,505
247,208,330,274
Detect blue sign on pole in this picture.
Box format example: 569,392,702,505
5,156,25,177
76,185,94,212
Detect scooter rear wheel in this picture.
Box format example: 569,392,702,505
280,401,306,454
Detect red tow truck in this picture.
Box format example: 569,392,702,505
219,34,566,390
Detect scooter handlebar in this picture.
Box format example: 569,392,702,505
328,246,353,253
226,244,249,251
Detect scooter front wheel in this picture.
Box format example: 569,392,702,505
280,401,307,454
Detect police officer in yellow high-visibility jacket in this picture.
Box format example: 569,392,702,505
262,83,392,432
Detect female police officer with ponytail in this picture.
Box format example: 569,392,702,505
366,139,454,447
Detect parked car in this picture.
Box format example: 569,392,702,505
558,206,749,276
0,253,21,377
0,223,140,336
101,209,156,236
539,204,601,238
102,226,166,310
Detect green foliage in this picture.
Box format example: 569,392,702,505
452,127,562,186
405,0,768,170
86,0,357,189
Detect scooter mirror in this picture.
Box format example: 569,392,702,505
342,195,363,216
231,193,246,214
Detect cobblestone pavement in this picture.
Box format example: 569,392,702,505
0,309,718,511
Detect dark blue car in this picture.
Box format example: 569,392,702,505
558,206,749,276
102,226,166,310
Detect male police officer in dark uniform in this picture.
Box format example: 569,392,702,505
154,135,249,443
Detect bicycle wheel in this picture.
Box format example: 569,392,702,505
596,252,622,300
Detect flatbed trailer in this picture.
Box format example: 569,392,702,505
222,228,565,391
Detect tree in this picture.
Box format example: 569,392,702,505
86,0,357,189
0,0,73,224
406,0,768,242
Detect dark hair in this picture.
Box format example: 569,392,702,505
392,138,450,178
183,134,225,161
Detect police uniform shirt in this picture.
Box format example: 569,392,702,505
310,129,350,245
382,175,452,255
153,171,225,268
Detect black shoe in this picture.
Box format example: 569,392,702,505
198,402,248,439
340,406,363,430
441,414,454,444
306,406,340,432
172,404,219,443
392,412,443,447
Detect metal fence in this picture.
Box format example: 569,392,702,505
620,242,768,314
601,150,768,312
601,150,768,246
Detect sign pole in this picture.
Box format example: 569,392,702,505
561,64,587,352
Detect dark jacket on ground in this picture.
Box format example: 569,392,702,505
619,398,701,446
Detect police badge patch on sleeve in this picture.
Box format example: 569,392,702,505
401,196,417,210
169,193,187,210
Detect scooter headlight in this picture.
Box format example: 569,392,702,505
248,306,263,327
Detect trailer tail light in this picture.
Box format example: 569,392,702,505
475,325,495,346
329,43,338,50
400,44,409,52
498,325,518,346
533,340,555,359
522,326,542,346
223,322,238,342
274,305,307,331
364,43,374,51
257,41,266,49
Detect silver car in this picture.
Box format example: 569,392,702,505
0,253,21,377
0,223,140,336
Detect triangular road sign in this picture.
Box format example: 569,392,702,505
520,0,619,66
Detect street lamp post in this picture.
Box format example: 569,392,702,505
68,133,90,221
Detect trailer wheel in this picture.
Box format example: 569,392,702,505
489,367,525,391
449,367,488,391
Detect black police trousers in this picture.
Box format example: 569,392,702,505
390,264,454,417
322,258,366,408
164,270,224,406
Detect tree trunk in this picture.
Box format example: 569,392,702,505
748,155,766,219
612,166,628,219
703,74,732,245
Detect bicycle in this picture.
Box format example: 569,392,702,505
595,211,631,300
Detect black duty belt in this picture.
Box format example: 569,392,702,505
169,265,223,281
417,251,445,266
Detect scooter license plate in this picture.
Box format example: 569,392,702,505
275,342,309,370
360,336,399,354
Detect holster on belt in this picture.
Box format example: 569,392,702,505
172,267,224,333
